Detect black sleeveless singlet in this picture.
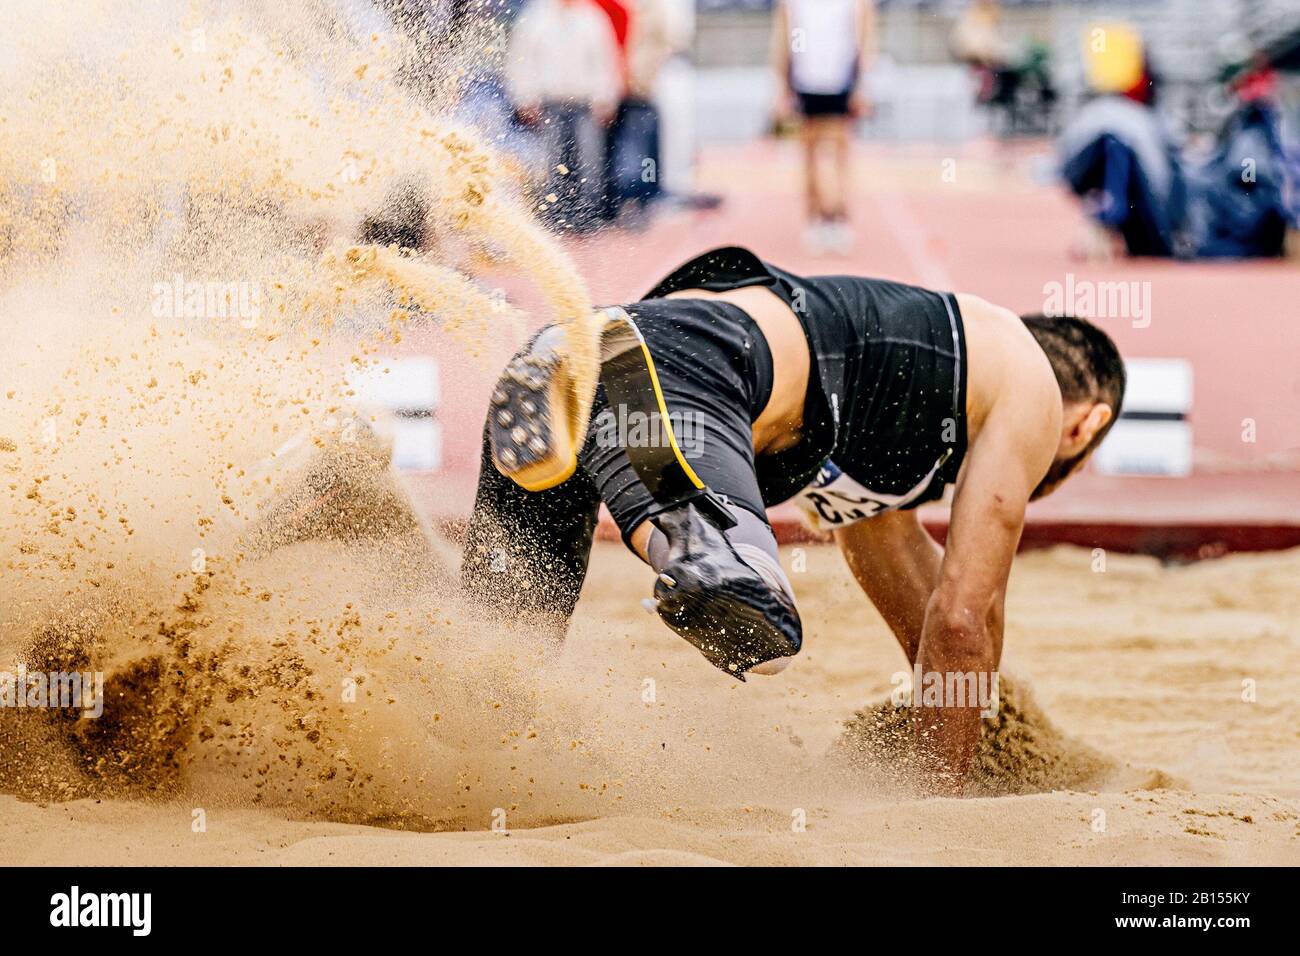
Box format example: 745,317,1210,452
644,246,969,522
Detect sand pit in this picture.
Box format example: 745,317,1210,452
2,542,1298,865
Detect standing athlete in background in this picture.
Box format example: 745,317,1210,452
772,0,877,255
462,247,1126,790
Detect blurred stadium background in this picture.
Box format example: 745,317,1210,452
691,0,1300,140
364,0,1300,558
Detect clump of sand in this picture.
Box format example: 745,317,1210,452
0,538,547,822
834,675,1125,795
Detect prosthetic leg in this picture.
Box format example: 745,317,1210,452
645,502,802,679
489,308,801,679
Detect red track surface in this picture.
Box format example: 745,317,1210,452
411,138,1300,557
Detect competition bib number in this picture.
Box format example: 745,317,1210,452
793,457,947,531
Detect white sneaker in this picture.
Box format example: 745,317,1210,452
824,220,854,255
802,220,829,255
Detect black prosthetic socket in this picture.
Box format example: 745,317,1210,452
650,501,802,680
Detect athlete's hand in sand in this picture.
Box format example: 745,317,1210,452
837,312,1061,793
913,392,1056,791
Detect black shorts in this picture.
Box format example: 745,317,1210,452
461,297,777,624
583,298,774,543
796,90,853,118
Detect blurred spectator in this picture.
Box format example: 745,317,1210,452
772,0,877,255
1081,20,1160,107
950,0,1012,70
1060,26,1291,260
951,0,1056,136
506,0,622,233
1060,92,1184,258
590,0,634,223
601,0,688,224
591,0,630,53
650,0,700,203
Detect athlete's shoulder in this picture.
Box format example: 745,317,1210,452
957,293,1052,370
957,293,1060,439
955,292,1023,331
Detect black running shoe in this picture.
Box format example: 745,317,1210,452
650,503,802,680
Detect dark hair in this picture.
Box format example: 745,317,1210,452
1020,314,1126,497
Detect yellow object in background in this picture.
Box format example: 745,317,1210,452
1083,22,1144,93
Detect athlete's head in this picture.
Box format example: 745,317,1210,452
1021,314,1126,500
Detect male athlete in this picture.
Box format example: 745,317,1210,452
461,247,1124,785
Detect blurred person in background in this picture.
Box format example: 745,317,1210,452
506,0,622,233
950,0,1056,136
772,0,877,255
600,0,691,226
1059,23,1291,260
951,0,1014,84
650,0,712,210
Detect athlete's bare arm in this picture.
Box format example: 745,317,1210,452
839,295,1061,789
918,295,1062,786
834,510,941,664
917,390,1055,786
